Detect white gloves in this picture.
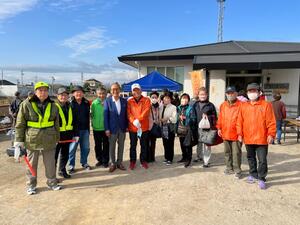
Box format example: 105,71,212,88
14,142,24,162
73,136,80,142
133,119,141,128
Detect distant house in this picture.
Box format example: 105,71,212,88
0,80,18,97
84,78,103,92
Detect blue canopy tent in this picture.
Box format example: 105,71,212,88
122,71,183,92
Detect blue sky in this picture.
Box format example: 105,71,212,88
0,0,300,84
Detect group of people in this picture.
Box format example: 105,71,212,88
13,80,286,195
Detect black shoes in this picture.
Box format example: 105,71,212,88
58,170,71,179
184,160,191,168
177,158,186,163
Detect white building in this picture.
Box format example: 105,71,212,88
119,40,300,117
0,80,18,97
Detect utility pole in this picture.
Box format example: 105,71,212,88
51,76,55,96
1,69,3,86
81,72,84,85
21,70,24,86
217,0,225,42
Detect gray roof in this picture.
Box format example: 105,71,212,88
118,40,300,61
0,80,16,85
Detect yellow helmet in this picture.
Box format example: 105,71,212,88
34,81,49,90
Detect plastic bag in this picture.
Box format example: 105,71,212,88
198,115,210,129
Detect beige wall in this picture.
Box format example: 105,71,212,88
208,70,226,110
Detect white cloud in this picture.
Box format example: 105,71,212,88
60,27,118,57
0,0,38,21
1,61,137,85
47,0,118,12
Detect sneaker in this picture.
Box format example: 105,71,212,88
48,185,62,191
163,160,168,164
58,170,71,179
27,187,36,195
166,161,172,166
141,162,149,169
68,166,75,174
277,140,282,145
83,164,92,170
258,180,266,190
95,162,102,167
202,163,210,168
234,172,242,179
247,175,256,184
129,162,136,170
193,158,203,163
224,169,234,175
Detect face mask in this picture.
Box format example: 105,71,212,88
199,97,207,101
247,93,259,101
181,99,188,105
226,95,237,102
151,98,158,104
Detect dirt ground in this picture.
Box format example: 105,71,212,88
0,133,299,225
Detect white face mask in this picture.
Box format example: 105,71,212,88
181,99,188,105
226,95,237,102
151,98,158,104
247,93,259,101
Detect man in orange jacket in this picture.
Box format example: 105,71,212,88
217,86,242,179
237,83,276,190
127,83,151,170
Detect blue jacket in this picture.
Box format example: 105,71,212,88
104,96,128,134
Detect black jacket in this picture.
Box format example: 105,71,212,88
192,100,217,129
70,97,90,132
57,101,79,141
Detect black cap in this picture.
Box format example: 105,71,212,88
225,86,237,93
72,85,84,93
57,87,69,95
247,83,260,91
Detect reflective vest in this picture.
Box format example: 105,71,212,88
55,103,73,132
27,102,54,128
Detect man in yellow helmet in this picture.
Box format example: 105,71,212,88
15,81,61,195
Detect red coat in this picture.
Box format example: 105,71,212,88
237,100,276,145
217,100,242,141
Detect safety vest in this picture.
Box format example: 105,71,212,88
27,102,55,128
55,103,73,132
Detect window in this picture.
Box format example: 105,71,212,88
146,66,184,88
147,66,156,74
157,67,166,75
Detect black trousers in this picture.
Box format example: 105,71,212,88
179,137,192,161
246,145,268,181
93,130,109,165
129,131,149,163
162,133,175,162
147,134,157,162
55,143,70,172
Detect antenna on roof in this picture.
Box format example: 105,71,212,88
217,0,225,42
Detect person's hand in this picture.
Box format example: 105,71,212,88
218,129,222,137
238,135,243,143
179,115,186,121
133,119,141,128
13,142,24,162
105,130,111,137
267,135,274,144
73,136,79,142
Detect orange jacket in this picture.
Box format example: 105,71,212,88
217,100,242,141
237,100,276,145
127,96,151,132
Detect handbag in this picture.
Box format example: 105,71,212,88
150,123,162,138
177,123,188,137
198,129,218,145
150,108,162,138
